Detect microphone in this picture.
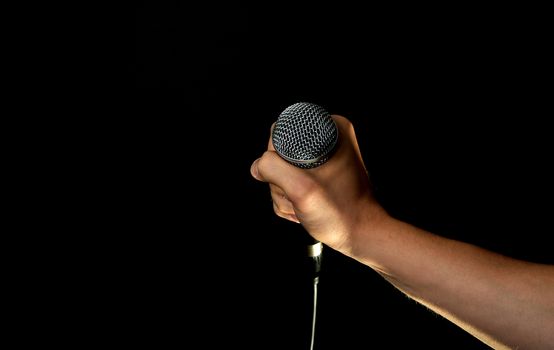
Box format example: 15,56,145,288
272,102,339,274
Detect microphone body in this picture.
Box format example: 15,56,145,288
272,102,339,274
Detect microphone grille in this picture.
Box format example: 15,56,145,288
272,102,338,169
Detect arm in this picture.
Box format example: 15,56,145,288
250,115,554,349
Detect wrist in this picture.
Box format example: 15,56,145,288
337,199,391,261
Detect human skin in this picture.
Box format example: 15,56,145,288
251,115,554,349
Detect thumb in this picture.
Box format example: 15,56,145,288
250,150,310,201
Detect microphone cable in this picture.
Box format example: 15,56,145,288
308,242,322,350
310,275,319,350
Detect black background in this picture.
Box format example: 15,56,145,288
131,2,552,349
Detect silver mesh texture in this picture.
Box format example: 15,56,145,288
272,102,338,169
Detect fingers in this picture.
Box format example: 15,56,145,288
250,150,315,223
272,198,300,223
332,115,356,149
250,115,359,225
250,157,300,223
269,184,299,222
330,114,367,166
250,151,309,201
250,159,263,181
267,122,276,151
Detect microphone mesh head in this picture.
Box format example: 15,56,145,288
272,102,338,169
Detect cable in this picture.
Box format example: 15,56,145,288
310,276,319,350
307,242,322,350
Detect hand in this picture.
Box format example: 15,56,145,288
250,115,386,253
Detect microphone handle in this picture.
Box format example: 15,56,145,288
298,226,322,276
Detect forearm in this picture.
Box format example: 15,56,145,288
251,114,554,348
343,213,554,349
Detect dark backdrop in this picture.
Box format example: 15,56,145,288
131,2,552,349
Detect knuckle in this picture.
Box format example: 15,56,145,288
257,151,276,172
